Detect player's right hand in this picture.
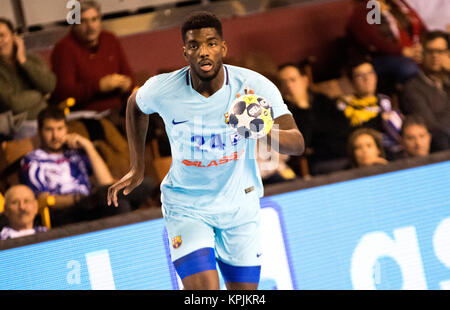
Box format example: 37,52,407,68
107,170,144,207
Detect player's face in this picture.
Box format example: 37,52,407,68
40,119,68,153
183,27,227,81
352,63,377,97
73,8,102,46
402,124,431,157
353,134,380,167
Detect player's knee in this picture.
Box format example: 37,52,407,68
225,282,258,290
182,270,220,290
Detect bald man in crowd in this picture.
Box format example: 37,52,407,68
0,184,47,240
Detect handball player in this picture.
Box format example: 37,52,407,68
108,11,304,290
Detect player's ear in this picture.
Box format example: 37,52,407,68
222,40,228,57
183,46,187,60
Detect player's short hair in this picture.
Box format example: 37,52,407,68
37,107,67,130
79,0,101,14
401,115,429,136
0,17,15,33
181,11,223,43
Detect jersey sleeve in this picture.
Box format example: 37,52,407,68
135,75,162,114
249,74,292,119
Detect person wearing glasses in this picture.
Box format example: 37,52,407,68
400,31,450,151
335,58,404,160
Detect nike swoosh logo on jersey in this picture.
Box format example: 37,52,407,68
172,119,188,125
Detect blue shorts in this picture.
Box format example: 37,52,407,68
163,197,262,283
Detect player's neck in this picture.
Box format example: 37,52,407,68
190,67,225,98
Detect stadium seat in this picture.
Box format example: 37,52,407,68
0,192,4,214
38,199,52,229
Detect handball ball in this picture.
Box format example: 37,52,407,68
227,94,274,139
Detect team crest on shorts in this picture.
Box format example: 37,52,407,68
172,235,182,249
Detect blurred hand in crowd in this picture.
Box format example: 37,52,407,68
13,34,27,64
64,132,94,151
99,73,132,93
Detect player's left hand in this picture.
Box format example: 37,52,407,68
107,169,144,207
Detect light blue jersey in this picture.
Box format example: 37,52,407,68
136,65,290,216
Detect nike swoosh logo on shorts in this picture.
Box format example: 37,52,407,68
172,119,188,125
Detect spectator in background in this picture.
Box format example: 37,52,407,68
400,115,431,158
0,17,56,140
347,128,388,168
347,0,426,94
336,58,404,159
51,0,134,128
0,184,47,240
400,31,450,151
20,107,153,227
277,63,348,175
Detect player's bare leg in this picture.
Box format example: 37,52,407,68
225,282,258,290
182,270,220,290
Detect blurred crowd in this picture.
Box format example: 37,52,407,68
0,0,449,240
258,0,449,185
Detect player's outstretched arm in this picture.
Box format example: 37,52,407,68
107,90,149,207
266,114,305,156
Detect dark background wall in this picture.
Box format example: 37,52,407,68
37,0,354,83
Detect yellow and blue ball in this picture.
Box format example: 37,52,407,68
226,94,274,139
